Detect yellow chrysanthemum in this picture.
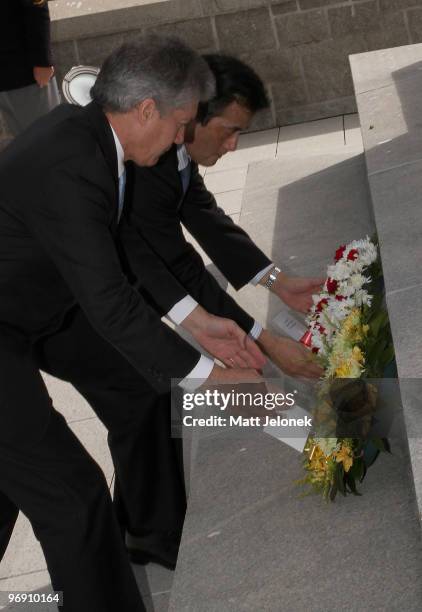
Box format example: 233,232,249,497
334,444,353,472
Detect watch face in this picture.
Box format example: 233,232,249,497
62,65,100,106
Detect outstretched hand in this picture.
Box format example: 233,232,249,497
182,306,266,370
273,273,324,313
258,330,323,379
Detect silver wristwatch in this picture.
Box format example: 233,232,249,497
265,266,281,290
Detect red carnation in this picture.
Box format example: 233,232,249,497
335,295,346,301
335,245,346,261
312,347,319,354
316,324,326,334
347,249,359,261
326,278,338,294
316,298,328,312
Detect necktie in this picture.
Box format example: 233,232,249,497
180,162,191,196
117,169,126,223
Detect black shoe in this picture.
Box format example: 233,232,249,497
126,530,181,571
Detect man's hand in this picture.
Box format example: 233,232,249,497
257,330,323,379
269,271,324,314
182,306,266,370
33,66,54,88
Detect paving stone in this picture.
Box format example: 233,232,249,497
41,372,93,424
276,96,357,125
0,571,54,611
298,0,340,9
272,78,307,109
276,116,344,155
206,128,278,173
200,0,270,14
133,562,174,598
0,513,45,580
77,32,126,68
51,40,78,85
215,8,276,53
363,9,409,49
51,1,204,41
344,112,363,150
329,2,371,36
214,190,244,215
301,35,367,103
408,8,422,43
204,166,248,194
240,47,302,82
271,0,299,15
379,0,421,9
143,590,171,612
169,430,422,611
150,17,216,52
275,9,329,48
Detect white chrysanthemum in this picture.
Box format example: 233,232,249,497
326,297,354,323
349,273,367,290
328,262,352,281
353,289,372,307
314,437,340,456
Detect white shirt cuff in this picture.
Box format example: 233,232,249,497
249,263,275,286
167,295,198,325
249,321,263,340
178,355,215,391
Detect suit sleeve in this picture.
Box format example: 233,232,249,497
26,159,201,393
21,0,53,68
122,163,256,334
180,163,272,290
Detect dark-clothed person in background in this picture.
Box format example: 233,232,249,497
0,0,60,139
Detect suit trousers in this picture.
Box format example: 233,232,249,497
0,324,145,611
32,306,187,538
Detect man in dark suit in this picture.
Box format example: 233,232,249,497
93,55,321,569
0,0,60,140
123,54,324,374
0,38,264,611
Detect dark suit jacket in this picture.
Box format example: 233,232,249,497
0,102,201,392
120,145,272,333
1,0,52,92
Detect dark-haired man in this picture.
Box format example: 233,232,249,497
123,54,323,373
107,54,323,568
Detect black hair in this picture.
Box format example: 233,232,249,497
196,54,269,124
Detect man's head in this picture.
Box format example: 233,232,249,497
185,54,269,166
91,35,215,166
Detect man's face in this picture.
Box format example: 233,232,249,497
185,101,253,167
127,99,198,167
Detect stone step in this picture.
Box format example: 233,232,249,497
350,43,422,525
170,145,422,610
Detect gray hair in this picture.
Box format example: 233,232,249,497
91,34,215,114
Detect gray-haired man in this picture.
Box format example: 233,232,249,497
0,36,263,612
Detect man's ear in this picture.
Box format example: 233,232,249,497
137,99,158,124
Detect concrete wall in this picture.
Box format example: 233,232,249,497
2,0,422,138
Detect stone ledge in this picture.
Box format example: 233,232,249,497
350,42,422,523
